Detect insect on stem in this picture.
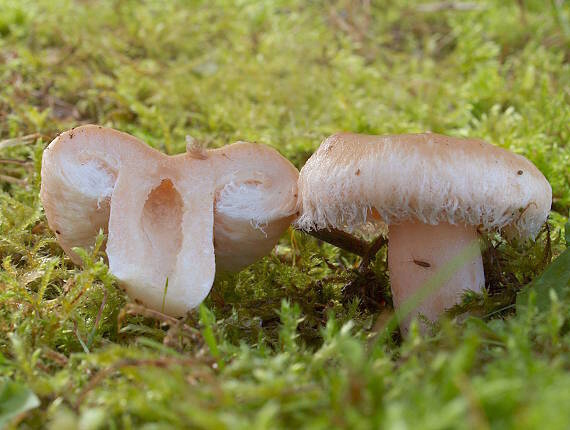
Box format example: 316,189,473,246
413,259,431,268
161,277,169,313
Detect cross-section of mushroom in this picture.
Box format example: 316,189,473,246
40,125,298,316
296,133,552,334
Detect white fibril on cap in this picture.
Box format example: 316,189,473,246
296,132,552,333
41,125,299,316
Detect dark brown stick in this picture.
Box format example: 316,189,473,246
303,227,371,257
301,227,388,271
358,235,388,272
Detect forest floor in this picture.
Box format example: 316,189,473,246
0,0,569,428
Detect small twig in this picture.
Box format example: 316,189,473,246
301,227,388,270
0,174,26,185
68,283,87,306
542,220,552,268
122,303,182,326
0,133,41,150
303,227,371,257
120,303,201,339
358,235,388,273
303,227,390,308
0,158,32,166
43,348,69,366
341,268,389,311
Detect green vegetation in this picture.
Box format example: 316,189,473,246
0,0,569,428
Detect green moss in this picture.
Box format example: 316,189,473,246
0,0,569,428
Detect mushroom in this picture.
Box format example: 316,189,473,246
296,133,552,333
40,125,298,315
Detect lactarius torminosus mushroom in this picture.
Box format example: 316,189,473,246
296,133,551,333
40,125,298,315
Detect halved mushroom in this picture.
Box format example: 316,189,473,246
296,133,552,333
41,125,298,315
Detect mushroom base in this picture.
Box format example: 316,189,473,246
387,221,484,335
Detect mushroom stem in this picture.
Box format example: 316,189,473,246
387,221,484,334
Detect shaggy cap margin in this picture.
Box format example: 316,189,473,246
295,133,551,239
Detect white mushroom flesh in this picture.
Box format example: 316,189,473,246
40,126,299,316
